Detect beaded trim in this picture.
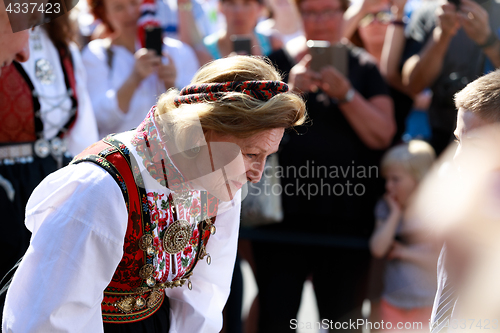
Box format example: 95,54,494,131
173,80,289,106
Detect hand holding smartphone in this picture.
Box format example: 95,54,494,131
145,26,163,56
307,40,349,77
230,35,253,55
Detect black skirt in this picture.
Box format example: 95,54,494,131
103,297,171,333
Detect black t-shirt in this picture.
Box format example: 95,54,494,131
266,46,389,238
390,86,413,146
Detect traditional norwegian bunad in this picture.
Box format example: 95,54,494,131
2,107,241,332
0,26,97,314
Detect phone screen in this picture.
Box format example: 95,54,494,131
230,35,252,55
307,40,349,77
145,26,163,56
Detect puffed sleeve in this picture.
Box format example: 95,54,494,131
81,40,126,136
2,163,128,333
66,42,100,154
165,191,241,333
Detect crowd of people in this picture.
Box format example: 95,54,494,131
1,0,500,330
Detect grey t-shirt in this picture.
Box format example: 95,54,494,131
375,199,437,308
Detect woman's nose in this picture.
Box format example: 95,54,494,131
15,44,29,63
247,161,265,183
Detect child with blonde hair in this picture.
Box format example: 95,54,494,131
370,140,438,330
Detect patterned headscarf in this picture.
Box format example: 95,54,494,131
173,81,289,106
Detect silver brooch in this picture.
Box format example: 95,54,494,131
35,59,55,85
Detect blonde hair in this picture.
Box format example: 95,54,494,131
155,56,307,152
381,140,436,182
455,69,500,123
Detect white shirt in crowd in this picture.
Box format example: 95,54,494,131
21,27,99,156
82,38,199,139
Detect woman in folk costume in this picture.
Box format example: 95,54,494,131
0,14,98,314
2,55,307,332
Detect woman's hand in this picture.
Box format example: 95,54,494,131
118,49,162,113
435,2,461,39
318,66,352,100
288,54,322,94
132,48,162,82
458,0,491,46
158,53,177,89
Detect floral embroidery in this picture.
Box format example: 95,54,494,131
128,107,219,286
131,107,191,192
190,198,201,216
146,189,203,282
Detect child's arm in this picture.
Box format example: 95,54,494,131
369,195,402,258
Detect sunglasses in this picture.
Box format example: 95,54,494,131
359,10,393,27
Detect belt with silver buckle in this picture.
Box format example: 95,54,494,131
0,138,67,161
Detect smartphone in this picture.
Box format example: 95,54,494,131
230,35,252,55
307,40,349,77
145,26,163,56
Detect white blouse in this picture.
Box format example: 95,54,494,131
82,38,200,139
20,27,99,156
2,133,241,332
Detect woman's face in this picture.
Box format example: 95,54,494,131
384,164,418,208
104,0,141,35
0,5,29,74
194,128,284,202
357,10,391,62
300,0,344,43
220,0,263,35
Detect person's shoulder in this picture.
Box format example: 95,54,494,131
163,37,198,64
285,35,306,60
86,38,108,51
29,161,120,203
82,38,109,61
256,18,275,35
26,161,128,240
203,32,219,46
26,162,119,218
163,36,186,49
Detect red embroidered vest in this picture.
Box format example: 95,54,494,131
0,63,37,143
72,135,218,323
0,48,78,144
